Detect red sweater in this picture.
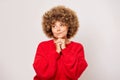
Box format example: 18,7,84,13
33,40,88,80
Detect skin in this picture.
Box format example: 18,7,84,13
51,21,71,53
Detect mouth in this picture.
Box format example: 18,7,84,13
56,32,62,35
56,33,66,39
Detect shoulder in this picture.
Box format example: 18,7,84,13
37,39,53,48
38,39,53,46
66,41,85,55
69,41,84,50
72,41,83,48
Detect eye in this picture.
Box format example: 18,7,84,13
52,25,56,28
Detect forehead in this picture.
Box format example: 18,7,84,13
52,20,66,25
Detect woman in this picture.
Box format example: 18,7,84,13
33,5,88,80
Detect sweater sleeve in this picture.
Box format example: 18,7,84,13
33,42,59,80
61,44,88,80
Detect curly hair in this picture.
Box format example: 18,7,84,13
42,5,79,39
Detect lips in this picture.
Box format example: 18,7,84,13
54,31,67,39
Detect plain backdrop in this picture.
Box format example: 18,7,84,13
0,0,120,80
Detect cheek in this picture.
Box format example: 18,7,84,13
63,28,68,34
51,29,55,34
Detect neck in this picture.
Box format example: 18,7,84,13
53,37,70,44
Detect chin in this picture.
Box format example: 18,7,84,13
55,36,66,39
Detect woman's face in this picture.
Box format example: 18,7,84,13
51,21,68,39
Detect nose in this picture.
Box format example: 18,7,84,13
56,26,61,31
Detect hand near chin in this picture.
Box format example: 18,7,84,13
55,38,66,53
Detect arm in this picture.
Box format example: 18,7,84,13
33,43,59,79
61,44,88,80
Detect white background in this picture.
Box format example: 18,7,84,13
0,0,120,80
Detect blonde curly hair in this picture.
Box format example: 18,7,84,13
42,5,79,39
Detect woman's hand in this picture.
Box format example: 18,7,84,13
55,38,66,53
